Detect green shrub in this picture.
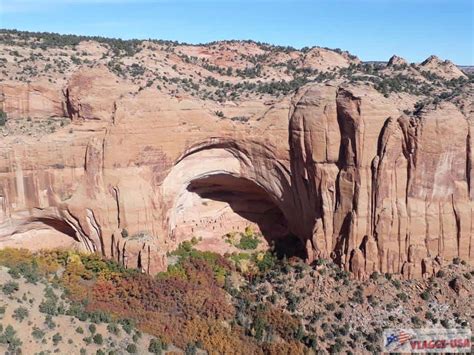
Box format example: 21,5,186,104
126,343,137,353
2,281,19,295
420,291,430,301
8,262,41,283
0,110,6,126
89,323,96,334
237,229,261,250
39,287,59,315
351,288,364,304
107,323,120,335
7,268,20,279
93,333,103,345
185,343,197,355
148,338,164,354
286,292,300,312
52,332,62,345
392,280,402,289
314,258,326,266
253,251,276,273
120,318,134,334
396,292,408,302
370,272,379,280
425,311,434,321
0,325,22,351
411,316,422,327
44,314,56,329
89,310,112,323
32,327,45,340
12,307,29,322
325,303,335,311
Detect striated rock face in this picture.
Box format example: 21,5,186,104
289,85,473,278
0,66,472,278
0,81,65,119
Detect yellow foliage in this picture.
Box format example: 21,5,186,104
244,226,253,237
0,248,33,267
224,232,238,246
183,318,262,355
67,252,83,265
263,340,306,355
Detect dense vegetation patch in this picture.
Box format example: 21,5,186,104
0,245,308,353
0,242,472,354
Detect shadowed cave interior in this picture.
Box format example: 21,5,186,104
0,217,84,251
175,173,306,258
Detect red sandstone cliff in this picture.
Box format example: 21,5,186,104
0,33,472,278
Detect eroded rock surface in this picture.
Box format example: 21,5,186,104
289,84,473,278
0,54,472,278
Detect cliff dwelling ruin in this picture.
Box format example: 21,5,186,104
163,144,306,258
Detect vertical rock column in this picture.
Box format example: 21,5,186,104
289,85,340,261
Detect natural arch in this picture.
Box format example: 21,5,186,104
162,140,306,258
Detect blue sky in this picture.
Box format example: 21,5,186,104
1,0,473,64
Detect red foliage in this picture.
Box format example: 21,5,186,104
86,257,234,345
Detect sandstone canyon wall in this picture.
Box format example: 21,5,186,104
1,67,472,279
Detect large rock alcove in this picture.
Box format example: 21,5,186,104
0,216,87,252
162,141,306,258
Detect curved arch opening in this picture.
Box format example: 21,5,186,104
172,173,306,259
0,217,85,252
